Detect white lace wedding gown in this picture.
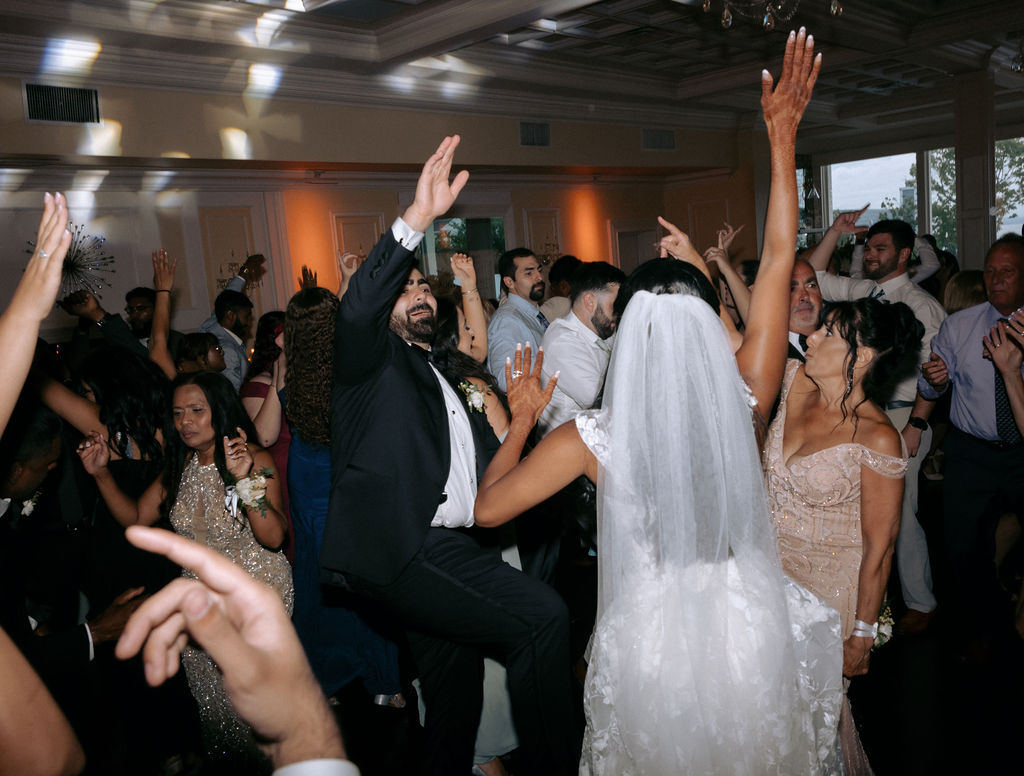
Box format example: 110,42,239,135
574,292,844,776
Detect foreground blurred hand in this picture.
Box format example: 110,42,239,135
115,526,352,772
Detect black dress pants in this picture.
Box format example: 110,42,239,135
348,527,579,776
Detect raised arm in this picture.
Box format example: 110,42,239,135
474,344,592,527
0,626,85,776
451,252,488,362
336,251,361,300
34,370,107,441
736,27,820,417
0,193,70,435
705,246,751,324
336,136,469,384
149,250,178,380
811,206,869,273
243,357,284,448
77,431,164,526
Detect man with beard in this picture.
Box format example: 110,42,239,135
63,287,184,367
321,136,578,776
786,259,822,360
808,215,946,635
488,248,549,390
537,261,624,437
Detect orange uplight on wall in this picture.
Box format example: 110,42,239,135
283,190,335,291
567,188,604,262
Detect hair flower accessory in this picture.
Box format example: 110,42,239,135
458,380,487,413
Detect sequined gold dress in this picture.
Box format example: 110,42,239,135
170,454,294,772
766,360,907,774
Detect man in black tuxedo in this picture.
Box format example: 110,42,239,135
787,259,822,361
321,137,577,775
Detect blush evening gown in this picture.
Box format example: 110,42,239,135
766,359,908,775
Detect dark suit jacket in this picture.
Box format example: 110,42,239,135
322,229,457,586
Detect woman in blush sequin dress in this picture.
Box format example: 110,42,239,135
766,298,922,775
78,371,292,773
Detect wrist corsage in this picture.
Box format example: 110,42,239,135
225,467,274,519
458,380,487,413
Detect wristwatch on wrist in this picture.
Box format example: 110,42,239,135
907,416,928,431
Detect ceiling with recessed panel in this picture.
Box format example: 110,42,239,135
0,0,1022,152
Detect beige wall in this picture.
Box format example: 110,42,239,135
0,76,738,169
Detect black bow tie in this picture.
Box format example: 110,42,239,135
798,334,808,352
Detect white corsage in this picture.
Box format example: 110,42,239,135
458,380,487,413
225,467,273,519
874,602,895,650
21,490,41,516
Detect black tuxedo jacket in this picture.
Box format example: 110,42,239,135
321,229,497,587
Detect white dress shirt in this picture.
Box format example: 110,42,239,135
816,271,946,404
273,759,360,776
429,364,478,528
537,311,613,437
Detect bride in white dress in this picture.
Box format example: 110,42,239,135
474,29,845,774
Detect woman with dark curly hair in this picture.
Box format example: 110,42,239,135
34,345,179,605
765,297,923,774
77,370,291,773
283,286,403,708
241,310,293,560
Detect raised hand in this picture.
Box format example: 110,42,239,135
115,526,346,767
239,254,266,286
450,252,477,288
298,265,318,290
505,342,558,428
658,216,710,278
13,192,72,324
337,251,360,281
704,246,729,267
921,352,949,391
717,222,744,254
983,321,1023,375
224,427,254,482
830,205,870,237
59,289,104,322
761,27,822,144
152,249,177,291
77,430,110,475
402,135,470,233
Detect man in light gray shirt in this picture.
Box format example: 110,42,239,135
487,248,548,391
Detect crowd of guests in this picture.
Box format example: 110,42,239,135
2,26,1024,776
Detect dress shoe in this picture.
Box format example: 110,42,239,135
895,608,935,636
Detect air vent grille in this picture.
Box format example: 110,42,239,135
643,128,676,151
519,121,551,147
25,84,100,124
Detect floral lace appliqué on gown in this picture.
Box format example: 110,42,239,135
576,409,844,776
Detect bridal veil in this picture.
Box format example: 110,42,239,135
578,291,843,775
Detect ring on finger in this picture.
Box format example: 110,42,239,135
38,250,49,258
511,370,524,379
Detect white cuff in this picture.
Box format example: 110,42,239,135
85,622,95,662
391,217,424,251
273,759,360,776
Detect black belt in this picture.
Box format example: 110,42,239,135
957,427,1023,451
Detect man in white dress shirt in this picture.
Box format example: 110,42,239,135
537,261,625,437
807,217,947,634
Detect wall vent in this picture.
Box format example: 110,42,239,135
519,121,551,147
643,128,676,151
25,84,100,124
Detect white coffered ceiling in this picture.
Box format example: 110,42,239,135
1,0,1023,153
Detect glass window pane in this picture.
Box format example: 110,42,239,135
828,152,918,230
995,137,1024,238
927,147,956,254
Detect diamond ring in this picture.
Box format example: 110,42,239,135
38,250,49,258
511,370,524,379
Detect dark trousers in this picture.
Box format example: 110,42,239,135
942,428,1024,629
348,527,579,776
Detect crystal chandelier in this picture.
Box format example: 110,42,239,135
1011,37,1024,73
695,1,845,30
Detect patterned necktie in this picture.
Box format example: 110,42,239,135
995,318,1023,445
537,310,549,329
869,286,887,302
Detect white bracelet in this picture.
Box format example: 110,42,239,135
852,619,878,639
